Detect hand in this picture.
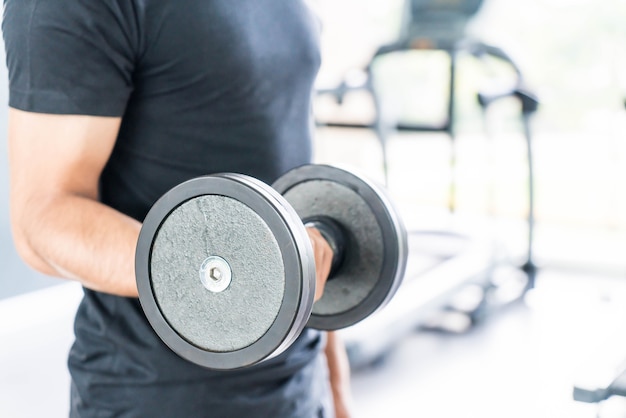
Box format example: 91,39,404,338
306,227,334,302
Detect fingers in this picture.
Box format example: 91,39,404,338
306,226,334,302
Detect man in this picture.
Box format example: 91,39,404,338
3,0,351,416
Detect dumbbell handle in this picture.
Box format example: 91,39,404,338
303,216,346,278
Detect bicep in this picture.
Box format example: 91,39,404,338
7,109,142,293
8,108,121,217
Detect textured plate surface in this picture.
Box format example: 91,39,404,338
136,174,314,369
151,195,284,352
283,180,383,316
273,164,408,330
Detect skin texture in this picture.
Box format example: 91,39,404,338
8,109,336,300
325,331,353,418
8,107,352,416
8,110,140,296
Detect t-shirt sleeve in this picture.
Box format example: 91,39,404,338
2,0,138,116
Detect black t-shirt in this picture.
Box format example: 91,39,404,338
3,0,330,416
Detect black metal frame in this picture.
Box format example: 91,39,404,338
315,0,539,295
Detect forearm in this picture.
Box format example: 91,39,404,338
325,331,353,418
13,193,141,297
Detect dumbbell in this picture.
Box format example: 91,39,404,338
135,164,407,370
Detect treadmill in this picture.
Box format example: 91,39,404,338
315,0,539,368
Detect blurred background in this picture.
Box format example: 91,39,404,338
3,0,626,416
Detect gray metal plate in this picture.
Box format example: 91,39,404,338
283,180,383,316
150,195,285,353
273,164,408,330
136,174,315,370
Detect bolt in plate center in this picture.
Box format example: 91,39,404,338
199,256,232,293
209,267,222,281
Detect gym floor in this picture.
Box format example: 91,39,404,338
2,128,626,418
349,269,626,418
2,268,625,418
314,128,626,418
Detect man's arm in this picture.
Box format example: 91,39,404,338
326,331,353,418
8,108,335,300
8,108,141,297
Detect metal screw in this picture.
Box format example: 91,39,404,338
199,256,232,293
209,267,222,281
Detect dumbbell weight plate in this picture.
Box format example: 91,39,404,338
136,174,315,370
273,165,408,330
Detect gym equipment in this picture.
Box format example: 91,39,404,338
574,362,626,404
273,164,407,329
314,0,539,367
343,229,496,369
316,0,487,190
316,3,538,288
471,41,539,287
135,164,407,370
